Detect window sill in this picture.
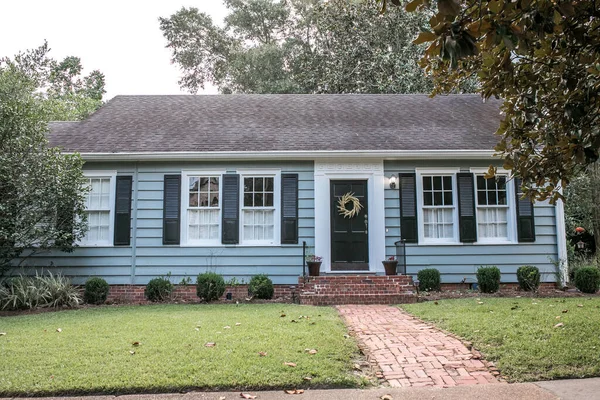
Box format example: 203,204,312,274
78,243,114,248
473,240,516,245
419,240,461,246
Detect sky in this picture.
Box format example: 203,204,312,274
0,1,229,99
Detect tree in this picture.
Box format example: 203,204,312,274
385,0,600,201
565,163,600,253
159,0,458,94
0,64,88,276
2,41,106,121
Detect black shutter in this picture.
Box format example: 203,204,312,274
515,178,536,242
222,174,240,244
399,173,418,243
114,176,133,245
457,173,477,243
163,175,181,245
281,173,299,244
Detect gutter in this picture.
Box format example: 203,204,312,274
74,150,497,162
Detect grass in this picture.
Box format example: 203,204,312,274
402,297,600,382
0,304,365,396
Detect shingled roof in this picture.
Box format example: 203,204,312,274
48,94,502,154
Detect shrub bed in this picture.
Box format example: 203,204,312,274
477,266,501,293
196,272,225,301
417,268,441,292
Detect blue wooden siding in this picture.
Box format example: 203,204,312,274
384,160,559,283
21,161,314,285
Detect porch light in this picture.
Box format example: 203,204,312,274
389,175,397,189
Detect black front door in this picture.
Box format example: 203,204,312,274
331,180,369,271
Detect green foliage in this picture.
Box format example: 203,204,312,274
564,163,600,253
516,266,540,292
248,274,274,299
391,0,600,201
0,61,89,274
2,41,105,120
0,272,81,310
417,268,441,291
476,266,501,293
574,267,600,294
144,277,174,302
84,277,109,305
196,272,226,302
159,0,459,95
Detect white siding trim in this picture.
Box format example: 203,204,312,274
314,160,385,273
555,197,569,284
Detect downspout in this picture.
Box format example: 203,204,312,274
130,162,139,285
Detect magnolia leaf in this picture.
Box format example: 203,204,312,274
281,314,287,318
258,351,268,357
484,166,497,180
235,322,242,326
488,0,502,14
284,389,305,395
303,376,312,381
478,301,484,305
308,349,318,355
224,326,231,329
205,342,216,347
556,316,561,319
353,363,362,370
554,323,564,328
220,397,226,400
390,0,401,6
129,351,135,355
578,304,583,307
56,328,62,333
240,393,257,399
132,341,141,346
437,0,460,16
291,320,297,323
284,362,297,367
413,31,437,45
562,309,569,313
405,0,424,12
381,395,393,400
0,333,6,336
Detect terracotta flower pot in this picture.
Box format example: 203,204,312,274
307,261,322,276
382,261,398,276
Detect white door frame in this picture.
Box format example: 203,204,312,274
314,160,386,273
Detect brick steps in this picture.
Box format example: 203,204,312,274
298,275,417,305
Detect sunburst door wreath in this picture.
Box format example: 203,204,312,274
337,192,363,219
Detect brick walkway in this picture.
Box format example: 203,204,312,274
338,305,501,388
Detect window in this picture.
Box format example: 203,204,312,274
421,175,456,242
186,175,221,244
81,173,115,246
476,175,509,241
242,176,276,244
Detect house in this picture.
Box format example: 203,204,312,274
41,94,567,301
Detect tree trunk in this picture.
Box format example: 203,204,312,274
591,162,600,253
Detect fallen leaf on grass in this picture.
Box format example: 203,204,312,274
258,351,268,357
240,393,257,399
129,351,135,355
562,309,569,313
578,304,584,308
284,389,304,394
554,323,564,328
281,314,287,318
132,341,141,346
224,326,231,329
195,328,200,331
381,395,393,400
236,322,242,326
0,333,6,336
307,349,318,355
291,320,297,323
303,376,312,381
556,316,561,319
343,334,350,339
205,342,216,347
353,363,362,371
434,301,439,305
284,362,297,367
56,328,62,333
477,302,484,305
219,397,226,400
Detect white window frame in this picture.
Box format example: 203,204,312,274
180,170,225,246
239,170,281,246
471,168,517,244
80,170,116,247
416,168,460,245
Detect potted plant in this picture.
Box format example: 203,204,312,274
382,256,398,276
306,255,323,276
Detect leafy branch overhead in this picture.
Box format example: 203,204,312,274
382,0,600,201
159,0,470,95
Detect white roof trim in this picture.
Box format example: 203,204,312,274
74,150,497,162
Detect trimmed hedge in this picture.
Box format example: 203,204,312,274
144,277,173,302
516,265,541,291
84,277,109,304
574,267,600,294
249,275,274,299
477,266,501,293
417,268,441,292
196,272,226,302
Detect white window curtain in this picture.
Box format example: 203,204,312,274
476,175,509,241
242,176,275,243
83,178,111,244
187,176,220,242
422,175,455,240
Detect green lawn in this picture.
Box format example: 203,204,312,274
403,298,600,382
0,304,364,396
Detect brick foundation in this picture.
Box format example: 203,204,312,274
106,284,296,303
298,275,417,305
439,282,557,292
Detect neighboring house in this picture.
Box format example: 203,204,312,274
39,94,567,288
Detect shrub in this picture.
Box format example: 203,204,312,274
0,272,81,310
196,272,226,302
477,266,501,293
249,274,274,299
84,277,109,304
144,277,174,302
417,268,441,292
517,265,541,291
574,267,600,294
